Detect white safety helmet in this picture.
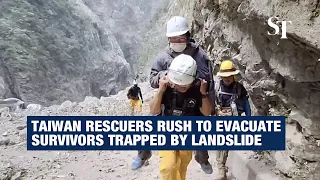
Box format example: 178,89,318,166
168,54,197,86
166,16,189,37
133,80,137,85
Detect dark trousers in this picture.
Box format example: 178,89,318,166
137,150,209,164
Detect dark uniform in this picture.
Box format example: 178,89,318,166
127,85,143,100
161,84,204,116
127,84,143,113
137,83,206,165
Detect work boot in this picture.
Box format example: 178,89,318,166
200,162,213,174
131,156,148,170
215,168,227,180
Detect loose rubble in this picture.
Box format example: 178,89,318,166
0,83,238,180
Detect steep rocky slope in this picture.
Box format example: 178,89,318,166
0,0,170,106
0,0,132,106
82,0,171,75
186,0,320,179
137,0,174,80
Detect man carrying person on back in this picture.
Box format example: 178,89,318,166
150,54,212,180
131,16,214,174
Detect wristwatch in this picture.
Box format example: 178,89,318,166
201,93,209,99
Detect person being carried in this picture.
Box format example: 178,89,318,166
149,54,212,180
132,15,214,174
127,80,144,114
213,60,252,180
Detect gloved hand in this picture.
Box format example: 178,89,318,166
159,76,169,93
200,79,208,95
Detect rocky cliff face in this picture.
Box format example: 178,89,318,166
82,0,171,74
0,0,168,106
186,0,320,179
137,0,174,80
0,0,131,106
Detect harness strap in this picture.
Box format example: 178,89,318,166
215,80,241,106
218,91,237,96
168,88,194,116
182,99,188,113
172,89,177,110
214,80,222,105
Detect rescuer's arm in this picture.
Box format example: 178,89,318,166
150,54,168,88
200,95,212,116
149,90,165,115
127,88,132,99
149,76,169,115
199,79,212,116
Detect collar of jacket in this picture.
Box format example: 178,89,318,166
221,80,236,87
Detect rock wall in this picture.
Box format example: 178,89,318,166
82,0,171,74
188,0,320,179
0,0,133,106
0,0,169,106
137,0,174,80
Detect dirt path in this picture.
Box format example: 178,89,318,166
1,145,236,180
0,83,236,180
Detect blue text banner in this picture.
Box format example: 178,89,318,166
27,116,286,151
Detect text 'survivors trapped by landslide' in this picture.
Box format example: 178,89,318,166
27,116,286,151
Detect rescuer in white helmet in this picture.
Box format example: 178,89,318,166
150,54,212,180
142,16,215,174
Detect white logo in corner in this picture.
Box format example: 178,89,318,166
267,17,292,39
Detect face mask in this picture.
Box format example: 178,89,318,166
170,43,187,52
